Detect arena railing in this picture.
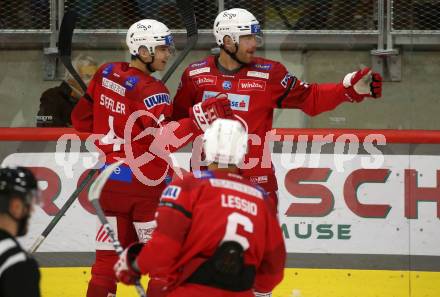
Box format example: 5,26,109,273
1,127,440,143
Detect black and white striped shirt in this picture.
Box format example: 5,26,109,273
0,230,40,297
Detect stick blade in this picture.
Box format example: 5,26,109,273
88,160,124,202
58,10,78,57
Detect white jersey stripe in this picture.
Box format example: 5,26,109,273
0,252,26,277
0,238,16,255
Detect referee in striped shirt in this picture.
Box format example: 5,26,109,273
0,167,41,297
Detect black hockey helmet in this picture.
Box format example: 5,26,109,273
0,167,39,211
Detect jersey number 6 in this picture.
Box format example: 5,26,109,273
221,212,253,250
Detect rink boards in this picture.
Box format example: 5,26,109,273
40,267,440,297
0,130,439,296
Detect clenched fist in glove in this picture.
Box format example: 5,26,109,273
189,94,234,131
114,243,143,285
342,67,382,102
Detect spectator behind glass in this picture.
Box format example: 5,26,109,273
36,55,98,127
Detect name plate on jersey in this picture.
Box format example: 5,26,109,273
202,91,250,112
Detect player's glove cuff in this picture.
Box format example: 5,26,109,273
189,95,234,132
190,102,211,131
114,243,143,285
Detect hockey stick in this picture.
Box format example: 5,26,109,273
58,10,93,100
29,10,98,253
270,2,294,30
89,160,146,297
161,0,198,83
29,169,98,253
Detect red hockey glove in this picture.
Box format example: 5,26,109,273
114,243,143,285
189,95,234,131
342,67,383,102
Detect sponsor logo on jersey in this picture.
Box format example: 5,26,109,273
102,77,126,96
193,75,217,87
238,79,266,91
210,178,264,199
143,93,171,109
222,80,232,90
193,170,214,179
161,185,181,200
102,63,114,77
124,76,139,90
100,163,132,182
189,67,210,77
247,71,269,79
252,63,272,71
249,175,268,184
202,91,250,112
190,60,208,68
281,72,296,88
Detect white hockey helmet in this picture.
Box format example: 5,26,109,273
203,119,248,166
213,8,262,46
126,19,174,56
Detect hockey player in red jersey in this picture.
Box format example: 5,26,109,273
172,8,383,211
113,119,286,297
71,19,233,297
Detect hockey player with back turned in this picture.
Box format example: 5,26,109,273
113,119,286,297
71,19,233,297
172,8,383,212
0,167,41,297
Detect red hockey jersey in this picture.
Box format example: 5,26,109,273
137,170,286,295
173,55,351,192
72,62,198,194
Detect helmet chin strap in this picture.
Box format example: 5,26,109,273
136,55,156,73
220,43,248,66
